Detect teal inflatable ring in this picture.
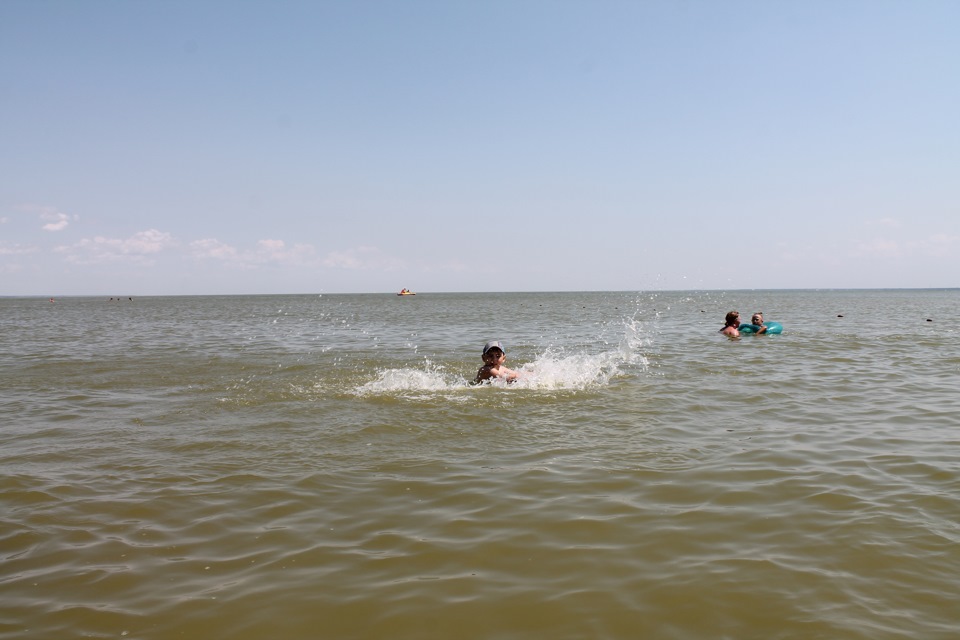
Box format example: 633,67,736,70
739,321,782,334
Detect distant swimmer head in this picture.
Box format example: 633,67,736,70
724,311,740,327
482,340,505,356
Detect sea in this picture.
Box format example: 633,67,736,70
1,289,958,640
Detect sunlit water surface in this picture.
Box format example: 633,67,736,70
2,290,958,639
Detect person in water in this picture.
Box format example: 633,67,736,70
720,311,741,337
475,340,520,383
748,312,768,334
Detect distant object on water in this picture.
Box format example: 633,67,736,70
397,288,416,296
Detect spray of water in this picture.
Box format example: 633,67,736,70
353,315,649,396
512,316,648,390
355,360,465,395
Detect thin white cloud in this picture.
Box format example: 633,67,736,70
190,238,318,268
0,263,24,275
190,238,240,261
124,229,173,253
253,239,317,265
853,238,903,259
852,233,959,260
16,204,77,232
922,233,960,258
415,258,468,273
0,242,38,256
322,245,406,271
868,217,902,229
56,229,176,265
42,212,71,231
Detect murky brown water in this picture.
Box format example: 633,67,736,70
2,290,958,639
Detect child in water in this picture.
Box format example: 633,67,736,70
749,312,769,334
474,340,521,384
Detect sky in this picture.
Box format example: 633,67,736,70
2,0,958,296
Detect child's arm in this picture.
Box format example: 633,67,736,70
496,366,520,381
476,364,521,383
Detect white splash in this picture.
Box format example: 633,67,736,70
510,317,648,391
354,361,467,396
352,316,649,395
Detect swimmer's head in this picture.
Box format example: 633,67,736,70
482,340,505,356
751,312,763,324
482,340,506,363
724,311,740,327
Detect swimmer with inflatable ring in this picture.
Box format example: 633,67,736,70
750,312,769,335
739,311,783,335
475,340,521,384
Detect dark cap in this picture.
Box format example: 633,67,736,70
482,340,504,355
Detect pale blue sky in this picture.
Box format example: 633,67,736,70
2,1,958,295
